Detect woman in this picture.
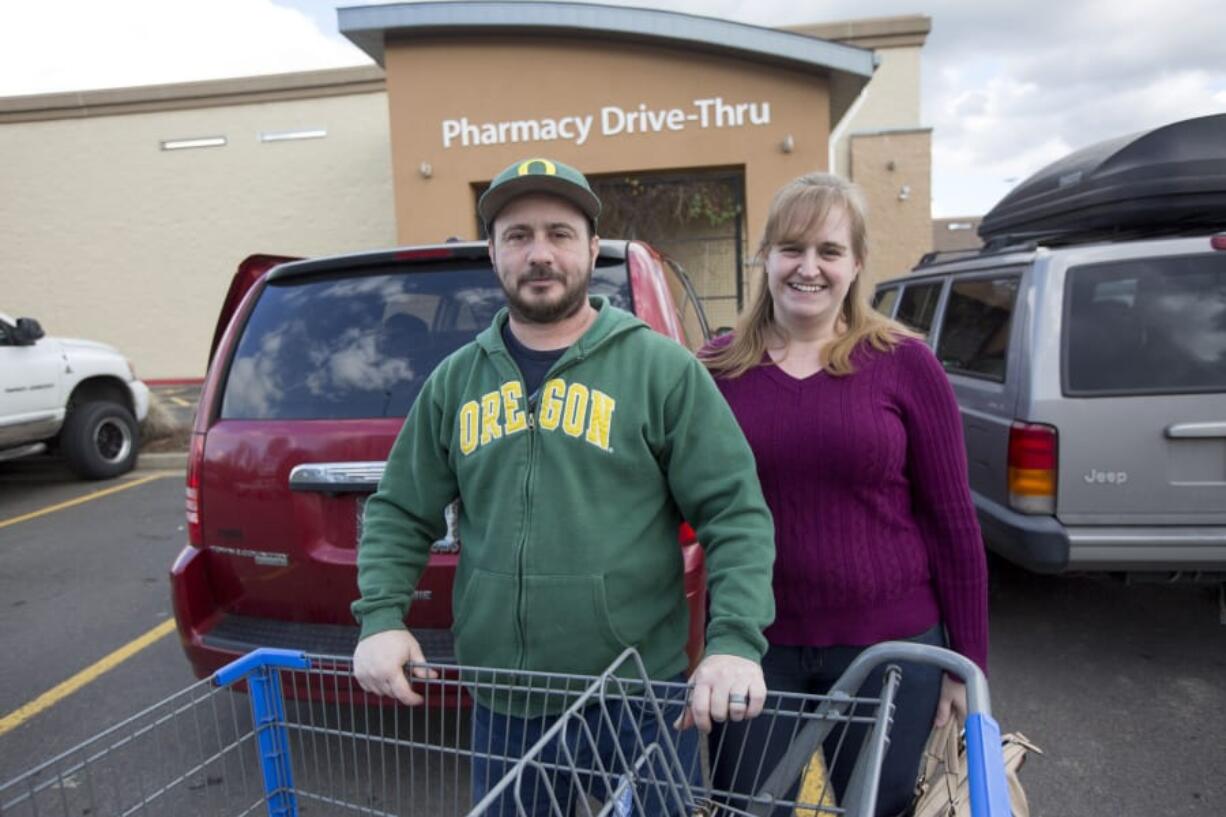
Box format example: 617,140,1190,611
701,172,989,817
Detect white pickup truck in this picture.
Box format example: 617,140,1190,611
0,310,149,479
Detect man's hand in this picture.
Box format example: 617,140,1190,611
674,653,767,734
353,629,439,706
933,674,967,727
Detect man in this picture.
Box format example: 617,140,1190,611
352,157,775,814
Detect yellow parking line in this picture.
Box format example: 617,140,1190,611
796,750,839,815
0,618,177,737
0,472,178,530
169,397,190,407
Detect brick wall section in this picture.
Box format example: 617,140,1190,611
933,216,984,252
851,129,933,285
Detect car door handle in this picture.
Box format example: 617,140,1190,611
289,461,386,492
1165,421,1226,439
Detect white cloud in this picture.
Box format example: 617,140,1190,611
913,0,1226,214
928,62,1225,214
0,0,368,97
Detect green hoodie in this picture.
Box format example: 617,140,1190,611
354,298,774,704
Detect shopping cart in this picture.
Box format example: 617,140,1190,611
0,643,1010,817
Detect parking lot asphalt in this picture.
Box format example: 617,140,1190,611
0,464,192,776
0,463,1223,814
985,561,1224,815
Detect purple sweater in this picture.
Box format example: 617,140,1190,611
707,336,989,673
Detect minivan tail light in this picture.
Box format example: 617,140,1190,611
1008,422,1057,514
185,432,205,546
678,522,697,546
1211,234,1226,251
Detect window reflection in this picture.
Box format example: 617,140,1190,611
221,262,632,419
1066,256,1226,395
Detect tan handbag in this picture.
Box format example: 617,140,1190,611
911,721,1040,817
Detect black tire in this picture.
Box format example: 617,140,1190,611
60,401,140,479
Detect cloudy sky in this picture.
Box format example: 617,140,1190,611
3,0,1223,216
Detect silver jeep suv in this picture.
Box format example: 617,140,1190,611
875,235,1226,573
874,113,1226,574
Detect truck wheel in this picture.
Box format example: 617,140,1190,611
61,401,140,479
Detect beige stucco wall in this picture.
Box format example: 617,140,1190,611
794,16,930,279
0,90,395,378
789,16,928,180
830,46,923,178
383,37,830,257
851,128,933,283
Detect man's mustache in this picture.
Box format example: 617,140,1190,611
518,266,565,285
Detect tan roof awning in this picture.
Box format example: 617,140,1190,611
339,1,877,128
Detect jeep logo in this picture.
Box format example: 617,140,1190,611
1084,468,1128,485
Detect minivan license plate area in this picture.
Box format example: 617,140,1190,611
354,497,461,553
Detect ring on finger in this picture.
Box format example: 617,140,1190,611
728,693,748,706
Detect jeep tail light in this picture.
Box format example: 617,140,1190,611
1008,421,1057,514
185,432,205,546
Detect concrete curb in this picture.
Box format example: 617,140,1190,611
138,451,187,471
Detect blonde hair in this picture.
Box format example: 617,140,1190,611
702,172,915,378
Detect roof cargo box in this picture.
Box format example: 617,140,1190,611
978,113,1226,244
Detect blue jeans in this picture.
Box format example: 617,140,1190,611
709,625,946,817
471,676,701,817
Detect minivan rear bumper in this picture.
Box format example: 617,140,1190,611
170,543,456,679
975,493,1226,572
171,541,709,679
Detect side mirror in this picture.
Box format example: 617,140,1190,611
14,317,45,345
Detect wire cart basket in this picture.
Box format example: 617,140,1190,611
0,643,1011,817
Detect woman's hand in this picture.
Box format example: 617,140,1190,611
933,674,967,727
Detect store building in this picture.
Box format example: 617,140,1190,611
0,3,932,378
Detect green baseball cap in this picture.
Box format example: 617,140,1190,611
479,157,601,231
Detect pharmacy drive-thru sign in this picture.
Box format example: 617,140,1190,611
442,97,773,149
338,1,874,248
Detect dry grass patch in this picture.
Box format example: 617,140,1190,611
140,394,191,453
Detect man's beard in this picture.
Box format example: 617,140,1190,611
500,264,591,324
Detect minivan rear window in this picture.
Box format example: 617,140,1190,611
221,262,631,419
1064,255,1226,396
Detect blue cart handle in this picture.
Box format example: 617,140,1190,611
212,648,311,687
833,644,1011,817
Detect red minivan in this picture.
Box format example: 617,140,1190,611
171,240,712,681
